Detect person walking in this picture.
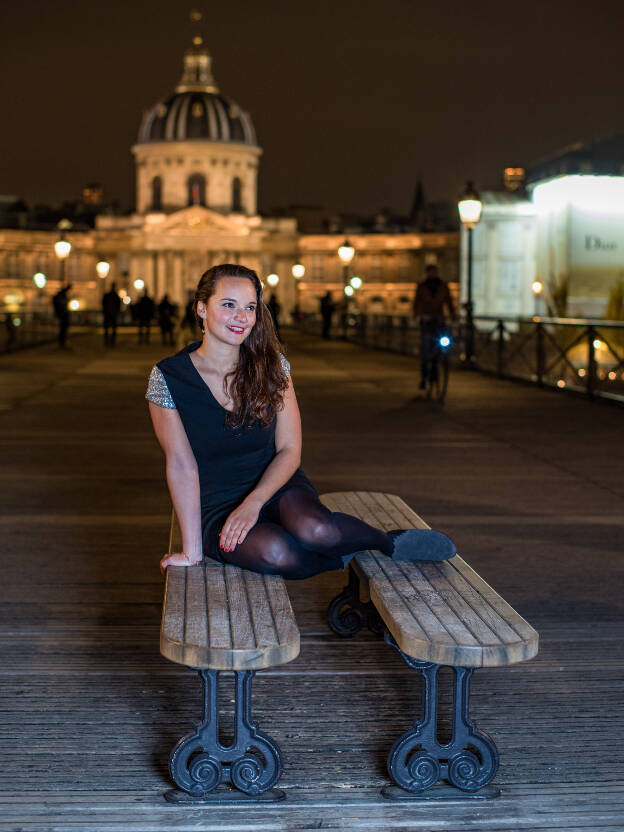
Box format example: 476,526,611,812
413,264,456,389
135,289,155,344
267,293,281,339
158,294,176,346
52,283,72,349
320,291,334,340
102,282,121,347
146,263,456,576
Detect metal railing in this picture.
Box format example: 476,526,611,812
297,312,624,403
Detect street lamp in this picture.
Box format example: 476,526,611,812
266,273,279,287
531,280,544,316
458,181,482,364
337,239,355,287
350,275,362,290
291,263,305,279
96,260,110,279
54,235,72,287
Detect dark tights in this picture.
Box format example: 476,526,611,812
222,487,393,579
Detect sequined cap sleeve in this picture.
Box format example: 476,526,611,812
279,352,290,377
145,365,176,409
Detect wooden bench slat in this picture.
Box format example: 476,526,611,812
321,491,539,667
243,572,279,649
204,564,232,650
161,567,186,647
184,565,209,649
264,577,300,648
371,555,481,645
224,565,256,650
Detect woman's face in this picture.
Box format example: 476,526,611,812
197,276,258,346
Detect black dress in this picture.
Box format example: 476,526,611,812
156,343,315,560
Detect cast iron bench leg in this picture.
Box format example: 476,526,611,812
165,669,285,802
327,565,384,637
384,635,500,796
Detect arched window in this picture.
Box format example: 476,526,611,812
151,176,162,211
187,173,206,207
232,177,242,212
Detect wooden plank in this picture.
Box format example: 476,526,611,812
224,564,256,650
264,575,300,654
159,566,185,662
204,564,232,650
244,570,279,648
183,564,208,649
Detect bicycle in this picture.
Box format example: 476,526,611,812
424,328,452,403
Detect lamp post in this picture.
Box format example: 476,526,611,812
337,239,355,289
531,280,544,316
291,263,305,321
54,235,72,286
458,182,482,364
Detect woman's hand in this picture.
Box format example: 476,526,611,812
220,498,262,552
160,551,202,575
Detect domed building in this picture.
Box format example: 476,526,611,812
133,36,261,216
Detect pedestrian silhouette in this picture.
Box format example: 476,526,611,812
135,289,155,344
52,283,72,348
102,282,121,347
267,293,281,339
158,294,176,346
320,291,335,339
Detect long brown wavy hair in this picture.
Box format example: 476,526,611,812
194,263,288,428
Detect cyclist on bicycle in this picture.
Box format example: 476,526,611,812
413,264,457,390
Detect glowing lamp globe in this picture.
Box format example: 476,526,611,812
69,299,80,311
531,280,544,295
291,263,305,279
33,272,47,288
344,285,354,297
350,276,362,290
96,260,110,279
266,273,279,287
134,278,145,290
54,239,72,259
338,240,355,265
458,182,482,228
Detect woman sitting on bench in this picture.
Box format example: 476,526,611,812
147,263,455,579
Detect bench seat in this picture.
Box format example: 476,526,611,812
322,490,538,667
161,562,300,670
322,490,539,797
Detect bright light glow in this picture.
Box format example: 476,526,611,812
96,260,110,279
123,296,131,305
593,339,603,349
578,368,586,377
439,335,451,348
609,371,617,380
119,289,127,298
291,263,305,279
458,198,482,227
134,279,145,290
337,241,355,265
266,273,279,287
557,379,566,388
13,317,22,326
33,272,47,288
3,292,23,306
350,276,362,289
69,299,80,311
531,280,544,295
532,175,624,215
344,285,354,297
54,239,71,259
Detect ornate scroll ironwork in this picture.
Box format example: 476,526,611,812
386,635,499,794
166,669,283,801
327,566,384,637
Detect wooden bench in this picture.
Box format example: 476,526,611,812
322,491,539,799
160,516,300,803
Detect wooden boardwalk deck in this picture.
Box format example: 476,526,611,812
1,331,623,830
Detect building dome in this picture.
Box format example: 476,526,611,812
137,37,257,147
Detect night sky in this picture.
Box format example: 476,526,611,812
2,0,624,216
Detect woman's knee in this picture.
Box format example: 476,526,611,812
290,513,340,550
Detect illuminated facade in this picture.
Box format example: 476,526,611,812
461,137,624,320
0,34,458,319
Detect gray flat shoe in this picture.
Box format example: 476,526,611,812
388,528,456,562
